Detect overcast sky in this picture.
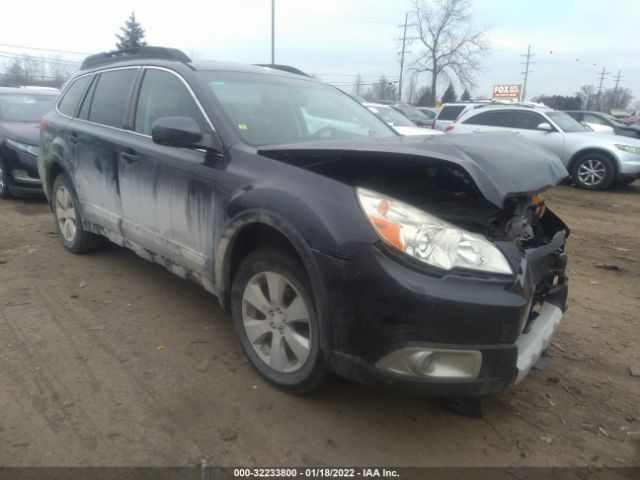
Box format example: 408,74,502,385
2,0,639,103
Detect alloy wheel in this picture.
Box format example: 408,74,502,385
0,164,6,194
577,159,606,186
241,271,312,373
55,185,77,243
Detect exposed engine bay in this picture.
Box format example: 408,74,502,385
259,149,568,251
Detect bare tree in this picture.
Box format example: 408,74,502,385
602,87,634,112
576,85,596,110
409,0,489,106
370,76,398,102
406,72,419,104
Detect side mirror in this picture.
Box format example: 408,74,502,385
537,122,553,132
151,116,220,152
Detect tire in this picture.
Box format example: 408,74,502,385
231,247,329,394
570,153,615,190
616,177,636,186
0,159,12,199
51,174,105,253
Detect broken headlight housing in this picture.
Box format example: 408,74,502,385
357,187,513,275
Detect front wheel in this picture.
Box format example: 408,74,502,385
0,160,12,198
231,247,329,393
51,174,105,253
571,154,615,190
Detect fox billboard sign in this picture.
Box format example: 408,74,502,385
492,84,521,100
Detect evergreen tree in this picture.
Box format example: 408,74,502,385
416,85,434,107
461,88,471,101
115,12,148,50
441,83,457,103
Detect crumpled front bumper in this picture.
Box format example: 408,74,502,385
316,210,569,396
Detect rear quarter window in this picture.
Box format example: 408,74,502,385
57,76,92,117
437,106,465,121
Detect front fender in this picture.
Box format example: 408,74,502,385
214,210,334,352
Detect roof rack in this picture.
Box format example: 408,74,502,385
254,64,311,77
80,47,191,70
472,100,548,110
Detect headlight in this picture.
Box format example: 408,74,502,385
615,144,640,155
356,187,513,275
5,139,40,156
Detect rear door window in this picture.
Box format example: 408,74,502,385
134,69,206,136
88,69,137,128
464,111,514,127
58,76,92,117
512,111,547,130
437,106,465,121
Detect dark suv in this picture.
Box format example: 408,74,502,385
39,47,570,395
0,86,58,197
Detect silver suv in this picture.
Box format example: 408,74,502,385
432,101,491,131
448,104,640,189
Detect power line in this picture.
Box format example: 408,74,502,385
520,45,535,101
0,51,80,66
0,43,89,56
330,80,399,87
318,73,399,78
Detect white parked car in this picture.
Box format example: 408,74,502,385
363,103,443,136
447,103,640,189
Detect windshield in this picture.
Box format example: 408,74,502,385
395,105,429,122
547,112,589,132
199,71,396,146
603,114,627,128
367,105,415,127
0,93,57,122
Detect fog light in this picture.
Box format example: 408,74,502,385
376,347,482,379
407,351,434,375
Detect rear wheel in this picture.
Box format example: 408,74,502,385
52,175,105,253
571,154,615,190
0,160,11,199
231,247,329,393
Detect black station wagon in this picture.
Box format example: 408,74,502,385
39,47,570,395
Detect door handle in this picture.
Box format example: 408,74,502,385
119,151,138,164
68,132,79,145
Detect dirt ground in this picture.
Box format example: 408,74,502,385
0,183,639,468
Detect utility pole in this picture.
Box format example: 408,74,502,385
398,12,409,103
271,0,275,64
596,66,609,112
520,45,534,102
612,70,623,110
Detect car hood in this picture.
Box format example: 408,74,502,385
0,121,40,146
258,133,568,207
565,131,640,146
393,125,444,136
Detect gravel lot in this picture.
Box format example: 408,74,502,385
0,183,639,467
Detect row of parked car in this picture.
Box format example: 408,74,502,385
0,46,610,398
431,101,640,190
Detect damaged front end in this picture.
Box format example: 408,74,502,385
258,135,569,393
